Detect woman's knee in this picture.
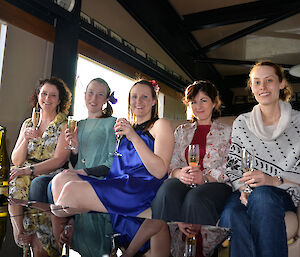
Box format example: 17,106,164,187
155,179,183,201
220,193,246,226
248,186,281,207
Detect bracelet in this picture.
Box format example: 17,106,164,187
203,175,209,184
275,175,284,185
29,165,35,178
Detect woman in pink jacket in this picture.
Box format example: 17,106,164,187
152,80,232,225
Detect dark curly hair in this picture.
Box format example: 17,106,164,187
183,80,221,121
30,77,72,114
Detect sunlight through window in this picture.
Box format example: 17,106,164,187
74,55,134,120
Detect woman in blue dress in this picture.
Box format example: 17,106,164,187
51,79,175,256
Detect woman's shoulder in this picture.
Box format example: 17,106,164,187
176,121,195,131
213,119,231,129
153,118,172,128
291,109,300,123
151,118,173,134
100,116,117,124
232,113,250,126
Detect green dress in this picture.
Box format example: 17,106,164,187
72,117,117,257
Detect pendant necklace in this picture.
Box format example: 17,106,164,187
79,119,100,164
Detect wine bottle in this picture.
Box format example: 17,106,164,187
0,202,8,249
0,126,9,197
0,126,9,250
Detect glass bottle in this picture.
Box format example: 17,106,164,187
0,125,9,199
0,126,9,250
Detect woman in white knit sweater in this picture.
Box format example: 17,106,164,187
219,61,300,257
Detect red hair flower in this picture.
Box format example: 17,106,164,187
149,80,160,93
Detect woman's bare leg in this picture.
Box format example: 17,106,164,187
54,180,108,215
51,171,83,203
148,220,170,257
31,232,48,257
8,205,32,245
122,219,170,257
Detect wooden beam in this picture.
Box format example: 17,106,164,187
0,0,55,42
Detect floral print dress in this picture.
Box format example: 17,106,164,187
9,112,67,257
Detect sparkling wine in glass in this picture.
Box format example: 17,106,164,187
66,116,77,150
112,134,123,157
188,144,200,188
31,107,41,130
184,235,196,257
241,148,254,193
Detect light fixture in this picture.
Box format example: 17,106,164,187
54,0,76,12
289,64,300,78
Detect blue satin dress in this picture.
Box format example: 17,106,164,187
79,127,167,216
78,123,167,252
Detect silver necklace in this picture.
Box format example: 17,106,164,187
79,119,100,164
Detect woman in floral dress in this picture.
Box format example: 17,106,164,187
9,77,71,256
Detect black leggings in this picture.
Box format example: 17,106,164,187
151,178,232,225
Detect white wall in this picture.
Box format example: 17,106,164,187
0,24,53,153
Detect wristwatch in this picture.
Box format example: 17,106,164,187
29,165,35,178
276,175,284,185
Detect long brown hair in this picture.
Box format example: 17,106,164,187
128,79,159,131
247,60,293,102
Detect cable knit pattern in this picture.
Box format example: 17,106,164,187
169,120,232,183
226,108,300,206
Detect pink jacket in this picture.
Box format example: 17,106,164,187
169,120,232,183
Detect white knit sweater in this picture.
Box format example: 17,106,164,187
226,106,300,206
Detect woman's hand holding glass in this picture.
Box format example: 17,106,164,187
177,222,201,238
65,125,78,153
23,127,38,141
114,118,136,141
174,166,205,185
239,169,277,188
65,116,77,150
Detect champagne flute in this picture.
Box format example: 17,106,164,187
65,116,77,150
31,107,41,130
184,235,197,257
241,148,254,194
188,144,200,188
106,233,121,257
61,224,72,257
112,134,123,157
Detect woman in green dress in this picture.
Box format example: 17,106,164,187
51,77,117,257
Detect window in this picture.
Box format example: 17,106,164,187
74,55,134,120
0,23,7,88
74,55,164,120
